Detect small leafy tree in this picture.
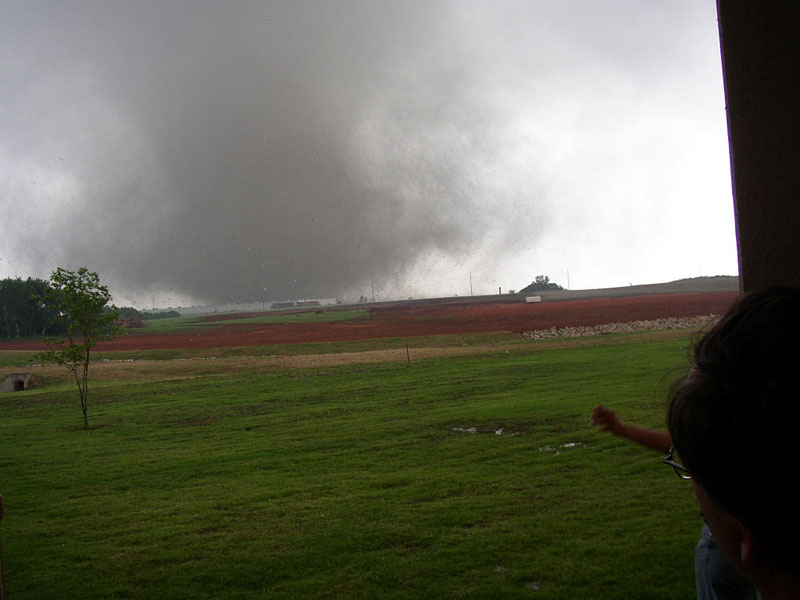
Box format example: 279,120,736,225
35,267,121,429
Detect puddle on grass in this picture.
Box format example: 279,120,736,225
523,581,541,591
537,441,584,454
448,427,587,453
451,427,478,433
449,426,521,436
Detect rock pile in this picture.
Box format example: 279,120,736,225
521,314,719,340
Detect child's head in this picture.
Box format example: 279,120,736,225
668,287,800,594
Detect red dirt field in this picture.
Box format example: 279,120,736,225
0,292,738,351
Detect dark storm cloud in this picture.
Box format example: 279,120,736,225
1,1,736,302
1,1,545,303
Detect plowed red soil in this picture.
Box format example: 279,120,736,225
1,292,737,351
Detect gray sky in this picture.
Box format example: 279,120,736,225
0,1,737,307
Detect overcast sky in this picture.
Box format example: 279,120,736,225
0,1,737,307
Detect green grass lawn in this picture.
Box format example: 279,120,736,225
199,309,370,326
0,336,700,599
133,308,371,334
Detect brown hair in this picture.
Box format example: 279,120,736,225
667,287,800,570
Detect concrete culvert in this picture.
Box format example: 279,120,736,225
1,373,31,393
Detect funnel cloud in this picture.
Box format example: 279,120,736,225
0,2,737,306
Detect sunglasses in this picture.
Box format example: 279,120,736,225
662,445,692,480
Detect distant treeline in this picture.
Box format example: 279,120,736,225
0,277,65,338
1,276,181,339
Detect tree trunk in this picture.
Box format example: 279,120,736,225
82,350,90,429
81,394,88,429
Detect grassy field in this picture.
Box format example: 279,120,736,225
197,309,370,326
0,331,522,368
0,333,701,599
133,309,370,334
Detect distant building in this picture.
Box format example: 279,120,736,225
271,301,296,309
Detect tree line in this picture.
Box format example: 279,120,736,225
0,277,65,338
1,276,180,339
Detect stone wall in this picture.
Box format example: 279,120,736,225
521,315,719,340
